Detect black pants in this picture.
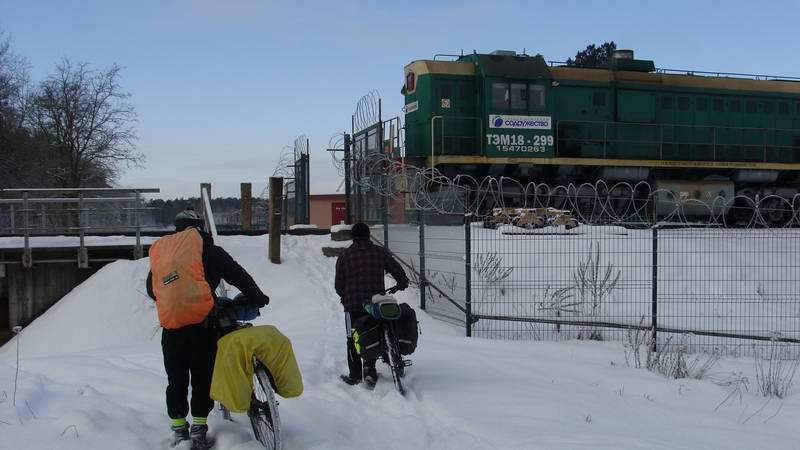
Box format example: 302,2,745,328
346,311,376,379
161,323,218,419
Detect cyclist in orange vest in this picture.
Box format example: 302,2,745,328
146,208,269,449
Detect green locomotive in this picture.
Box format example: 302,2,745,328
402,50,800,218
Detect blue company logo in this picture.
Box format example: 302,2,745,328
491,115,551,129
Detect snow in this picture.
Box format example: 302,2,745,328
330,224,352,233
288,224,318,230
1,234,799,449
0,235,158,249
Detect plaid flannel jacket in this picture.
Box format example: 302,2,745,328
335,240,409,312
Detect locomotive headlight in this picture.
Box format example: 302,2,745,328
551,81,560,87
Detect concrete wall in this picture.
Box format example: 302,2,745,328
0,245,144,345
0,270,8,344
6,263,91,329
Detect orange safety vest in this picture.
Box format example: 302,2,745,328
149,228,214,329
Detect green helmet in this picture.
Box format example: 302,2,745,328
174,207,204,231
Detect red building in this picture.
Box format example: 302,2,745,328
309,194,346,229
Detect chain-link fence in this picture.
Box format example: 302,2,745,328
374,188,800,356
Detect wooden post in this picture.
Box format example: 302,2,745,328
241,183,252,231
269,177,283,264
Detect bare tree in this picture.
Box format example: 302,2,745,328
28,59,142,187
0,31,34,187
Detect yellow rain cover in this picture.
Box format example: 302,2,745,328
211,325,303,412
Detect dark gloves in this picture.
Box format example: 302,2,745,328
235,292,269,309
387,283,408,294
231,293,261,321
253,294,270,308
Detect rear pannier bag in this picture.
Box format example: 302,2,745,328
352,315,382,360
395,303,419,355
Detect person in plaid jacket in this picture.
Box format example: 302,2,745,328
335,222,408,386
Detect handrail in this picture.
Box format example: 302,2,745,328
0,187,160,194
0,187,159,266
560,119,800,134
546,60,800,81
0,197,144,204
429,116,484,167
556,119,800,163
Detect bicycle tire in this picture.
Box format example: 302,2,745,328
250,360,283,450
383,326,406,396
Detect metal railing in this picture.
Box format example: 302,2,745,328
430,116,484,163
556,120,800,163
546,60,800,81
0,188,160,268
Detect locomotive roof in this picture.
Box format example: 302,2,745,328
405,54,800,95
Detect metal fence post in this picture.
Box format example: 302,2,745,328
22,192,31,268
418,209,426,310
465,211,472,337
382,182,389,247
78,192,88,268
10,204,16,234
343,133,353,224
134,190,143,260
651,227,658,352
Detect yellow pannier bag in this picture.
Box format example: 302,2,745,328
211,325,303,412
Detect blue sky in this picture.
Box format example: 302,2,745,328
2,0,798,198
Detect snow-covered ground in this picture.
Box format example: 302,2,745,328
1,234,799,449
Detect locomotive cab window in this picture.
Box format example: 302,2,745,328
492,82,509,110
528,84,545,110
405,72,415,93
510,83,527,110
439,83,451,100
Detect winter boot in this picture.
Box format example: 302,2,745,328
170,423,190,447
364,364,378,388
339,374,361,385
190,424,214,450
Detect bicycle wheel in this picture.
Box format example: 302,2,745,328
250,360,282,450
383,326,406,396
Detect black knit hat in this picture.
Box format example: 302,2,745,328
351,222,370,241
174,207,205,232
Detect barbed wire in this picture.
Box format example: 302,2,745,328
328,132,346,177
354,90,381,133
294,134,309,157
342,150,800,228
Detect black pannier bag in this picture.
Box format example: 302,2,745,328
352,315,382,360
395,303,419,355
